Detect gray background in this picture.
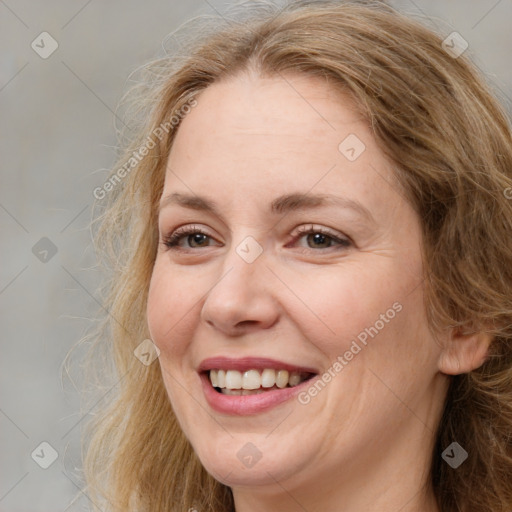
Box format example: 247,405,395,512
1,1,511,510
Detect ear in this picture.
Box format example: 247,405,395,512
438,327,493,375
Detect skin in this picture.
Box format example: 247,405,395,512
147,70,490,512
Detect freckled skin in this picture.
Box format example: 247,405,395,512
147,71,446,512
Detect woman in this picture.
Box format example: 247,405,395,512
83,1,512,510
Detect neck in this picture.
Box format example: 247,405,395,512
232,464,440,512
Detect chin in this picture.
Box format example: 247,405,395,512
190,432,311,489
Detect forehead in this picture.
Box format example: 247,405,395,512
164,71,401,216
171,71,365,149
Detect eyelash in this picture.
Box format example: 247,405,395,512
161,224,352,252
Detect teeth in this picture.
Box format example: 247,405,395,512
225,370,242,389
221,388,268,396
217,369,226,388
209,368,309,391
243,370,261,390
289,372,301,386
261,369,276,388
275,370,289,388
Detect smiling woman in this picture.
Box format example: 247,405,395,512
83,1,512,511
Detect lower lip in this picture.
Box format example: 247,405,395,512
200,372,314,415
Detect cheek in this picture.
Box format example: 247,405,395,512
283,258,434,370
146,261,204,412
281,261,405,342
146,259,200,359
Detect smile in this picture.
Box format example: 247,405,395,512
198,356,319,415
209,369,314,395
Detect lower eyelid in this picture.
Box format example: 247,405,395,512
292,237,351,250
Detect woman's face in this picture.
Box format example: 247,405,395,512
147,71,448,501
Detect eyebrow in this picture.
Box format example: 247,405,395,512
159,192,375,224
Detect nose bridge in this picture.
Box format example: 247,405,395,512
212,235,267,304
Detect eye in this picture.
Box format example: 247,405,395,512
290,224,352,250
161,225,220,250
161,224,352,253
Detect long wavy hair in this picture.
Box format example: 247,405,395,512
79,1,512,510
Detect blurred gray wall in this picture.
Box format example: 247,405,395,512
1,1,511,510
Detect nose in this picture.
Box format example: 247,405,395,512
200,245,280,336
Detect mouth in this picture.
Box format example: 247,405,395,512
207,368,316,395
198,356,319,415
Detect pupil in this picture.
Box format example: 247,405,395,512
190,233,207,246
308,233,329,248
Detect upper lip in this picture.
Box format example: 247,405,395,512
198,356,319,374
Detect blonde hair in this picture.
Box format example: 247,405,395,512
80,1,512,510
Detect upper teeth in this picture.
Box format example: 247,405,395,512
209,369,306,390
